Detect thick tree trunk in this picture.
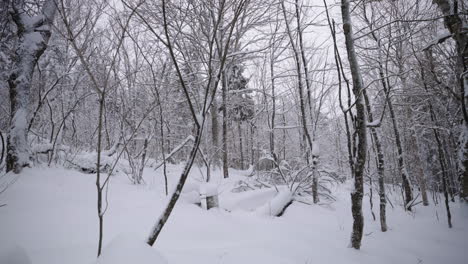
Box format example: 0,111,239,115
341,0,367,249
433,0,468,202
6,0,57,173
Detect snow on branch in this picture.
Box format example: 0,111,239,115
152,135,195,170
422,30,452,51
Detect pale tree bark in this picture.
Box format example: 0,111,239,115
363,90,387,232
267,9,282,163
294,0,319,203
281,0,314,168
58,0,139,255
408,130,429,206
416,47,453,228
6,0,57,173
341,0,367,250
359,9,414,211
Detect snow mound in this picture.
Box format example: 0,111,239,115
222,188,277,212
181,190,201,204
96,233,168,264
69,151,114,173
256,190,293,216
0,244,32,264
200,183,218,196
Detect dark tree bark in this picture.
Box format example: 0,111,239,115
430,109,452,228
238,121,244,170
269,51,276,161
95,95,105,256
433,0,468,202
211,98,220,168
222,71,229,178
0,130,5,167
341,0,367,249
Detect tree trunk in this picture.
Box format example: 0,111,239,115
432,116,452,228
433,0,468,202
363,90,387,232
222,70,229,178
377,61,413,211
96,95,105,256
211,98,220,168
341,0,367,249
238,121,244,170
137,138,148,184
409,132,429,206
270,52,276,161
6,0,57,173
281,0,314,162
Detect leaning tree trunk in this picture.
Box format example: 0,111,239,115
6,0,57,173
341,0,367,250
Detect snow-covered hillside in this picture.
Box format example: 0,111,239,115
1,165,467,264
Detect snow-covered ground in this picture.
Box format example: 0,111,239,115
1,165,467,264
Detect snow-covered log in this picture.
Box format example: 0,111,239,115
256,190,293,217
67,151,114,174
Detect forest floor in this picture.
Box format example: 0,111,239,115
1,164,467,264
